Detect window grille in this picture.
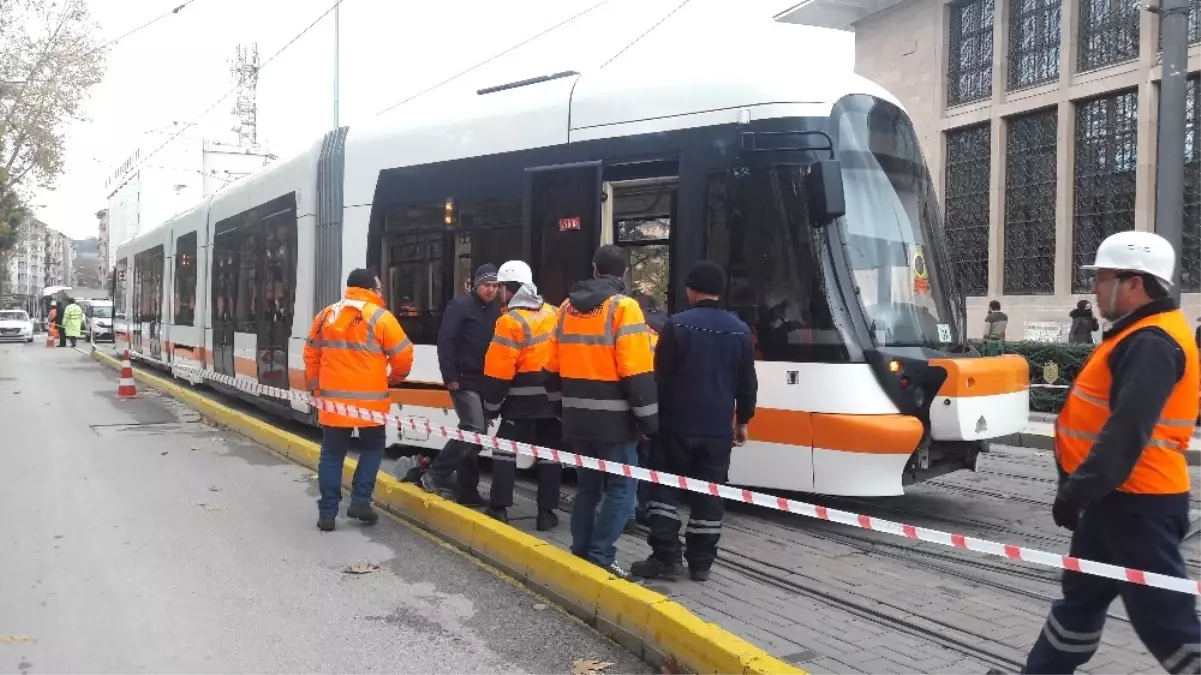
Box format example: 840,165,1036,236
947,0,995,106
943,124,992,296
1077,0,1139,72
1004,110,1058,294
1008,0,1060,90
1072,91,1138,292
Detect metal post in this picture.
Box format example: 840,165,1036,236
333,2,340,130
1152,0,1190,302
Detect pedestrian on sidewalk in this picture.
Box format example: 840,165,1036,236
548,245,657,578
984,300,1008,341
304,269,414,532
1023,231,1199,675
1068,299,1099,345
422,264,501,503
62,298,84,348
630,261,757,583
479,260,562,530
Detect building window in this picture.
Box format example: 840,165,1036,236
1193,0,1201,44
1008,0,1060,90
947,0,995,106
1077,0,1139,72
173,231,197,326
943,124,991,296
1004,110,1058,294
1183,75,1200,292
1073,90,1138,292
612,179,676,311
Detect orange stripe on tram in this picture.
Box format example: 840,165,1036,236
930,354,1029,397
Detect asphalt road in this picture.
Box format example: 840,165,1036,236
0,342,649,674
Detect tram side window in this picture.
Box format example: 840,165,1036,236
261,210,297,332
134,246,165,332
174,232,197,326
452,197,523,295
211,233,238,326
234,226,259,334
706,167,848,362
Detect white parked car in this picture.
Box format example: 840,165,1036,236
0,309,34,343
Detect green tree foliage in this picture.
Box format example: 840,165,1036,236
0,0,106,203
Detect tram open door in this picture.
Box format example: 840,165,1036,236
524,162,604,306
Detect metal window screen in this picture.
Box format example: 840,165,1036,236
1077,0,1139,72
947,0,995,106
1008,0,1061,90
1004,110,1058,294
943,124,992,296
1182,75,1200,292
1072,90,1138,293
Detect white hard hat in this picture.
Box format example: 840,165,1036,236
1081,230,1176,288
496,260,533,285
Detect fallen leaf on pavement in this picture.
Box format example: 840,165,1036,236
0,635,34,644
160,451,168,456
659,655,685,674
572,659,613,675
343,563,381,575
193,502,224,512
208,487,220,492
190,446,201,452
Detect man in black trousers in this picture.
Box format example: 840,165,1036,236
630,261,757,582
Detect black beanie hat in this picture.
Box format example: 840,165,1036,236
685,260,726,296
473,264,498,289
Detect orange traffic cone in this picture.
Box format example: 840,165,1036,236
45,329,54,347
117,349,137,399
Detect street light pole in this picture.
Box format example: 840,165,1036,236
1150,0,1191,302
333,2,340,130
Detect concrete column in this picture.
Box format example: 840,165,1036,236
1054,100,1076,295
988,0,1009,297
1134,81,1160,233
1060,0,1078,85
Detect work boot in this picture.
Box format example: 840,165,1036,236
689,567,710,582
630,557,683,581
457,491,485,507
317,515,336,532
346,503,379,524
421,472,453,497
605,562,632,581
536,509,559,531
484,506,508,523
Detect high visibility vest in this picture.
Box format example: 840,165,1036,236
302,287,414,428
548,293,658,443
483,303,558,420
1056,309,1199,495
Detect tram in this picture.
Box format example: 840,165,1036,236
113,18,1029,496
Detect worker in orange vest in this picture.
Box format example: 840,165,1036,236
547,245,658,578
304,268,414,532
1023,232,1199,675
481,260,562,530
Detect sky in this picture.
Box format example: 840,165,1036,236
32,0,853,239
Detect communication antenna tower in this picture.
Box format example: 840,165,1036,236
230,43,260,147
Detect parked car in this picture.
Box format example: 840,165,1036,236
80,299,114,342
0,309,35,343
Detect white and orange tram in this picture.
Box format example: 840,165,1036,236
113,18,1029,497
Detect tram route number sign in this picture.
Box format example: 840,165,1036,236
559,217,581,232
936,323,952,343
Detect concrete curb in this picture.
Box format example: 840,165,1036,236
994,431,1201,466
92,349,803,675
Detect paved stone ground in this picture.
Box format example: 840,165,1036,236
471,447,1200,674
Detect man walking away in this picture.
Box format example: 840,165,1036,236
630,261,757,582
481,260,562,530
547,245,657,577
1022,231,1199,675
984,300,1008,341
304,269,414,532
62,298,84,348
423,264,501,503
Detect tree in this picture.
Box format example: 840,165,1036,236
0,0,106,202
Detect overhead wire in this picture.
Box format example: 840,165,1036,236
116,0,346,185
599,0,693,69
374,0,612,117
87,1,203,59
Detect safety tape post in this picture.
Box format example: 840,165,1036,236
116,347,1201,597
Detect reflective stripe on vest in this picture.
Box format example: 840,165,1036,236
1056,309,1199,495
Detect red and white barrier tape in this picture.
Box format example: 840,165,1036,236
112,346,1201,596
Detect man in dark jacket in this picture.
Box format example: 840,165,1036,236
423,264,501,503
631,261,757,582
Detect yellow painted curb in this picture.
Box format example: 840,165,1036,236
93,350,806,675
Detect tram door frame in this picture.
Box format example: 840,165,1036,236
523,161,604,307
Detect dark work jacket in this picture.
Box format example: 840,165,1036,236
437,292,501,392
656,300,758,439
1058,298,1190,515
1068,308,1098,344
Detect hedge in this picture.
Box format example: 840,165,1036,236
969,339,1095,414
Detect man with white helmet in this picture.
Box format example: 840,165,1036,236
1023,231,1199,675
480,260,563,530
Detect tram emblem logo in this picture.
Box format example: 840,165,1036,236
1043,362,1060,385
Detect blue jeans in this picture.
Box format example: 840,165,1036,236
570,441,638,567
317,425,386,518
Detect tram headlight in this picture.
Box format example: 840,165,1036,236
888,359,903,374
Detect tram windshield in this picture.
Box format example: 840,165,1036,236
832,95,964,348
